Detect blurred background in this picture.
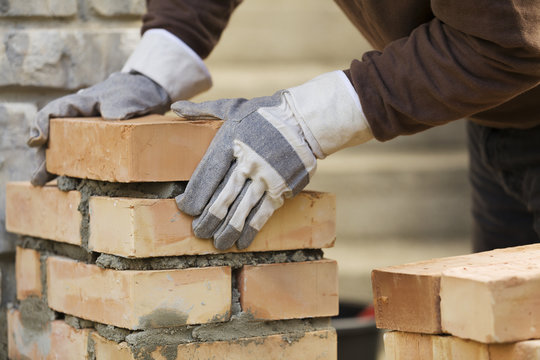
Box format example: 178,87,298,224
0,0,472,358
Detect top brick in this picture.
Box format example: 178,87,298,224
46,116,221,182
0,0,77,17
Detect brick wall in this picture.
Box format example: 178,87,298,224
0,1,144,355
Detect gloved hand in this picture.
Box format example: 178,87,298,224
27,72,170,186
173,71,373,250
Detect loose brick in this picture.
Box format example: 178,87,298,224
6,182,82,245
371,244,540,334
0,29,138,89
89,191,335,257
46,116,221,182
384,331,540,360
16,247,42,300
8,309,91,360
0,0,77,16
90,0,146,16
238,259,338,320
441,258,540,343
47,256,231,329
92,329,337,360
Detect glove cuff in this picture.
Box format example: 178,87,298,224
122,29,212,102
285,70,373,158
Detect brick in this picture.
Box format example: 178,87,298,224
7,309,91,360
6,182,82,245
46,256,231,329
371,244,540,334
46,116,221,182
92,329,337,360
90,0,146,16
0,29,138,89
0,0,77,17
16,247,42,300
238,259,338,320
440,258,540,343
89,191,335,257
384,331,540,360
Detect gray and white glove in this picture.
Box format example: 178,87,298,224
173,71,373,250
28,29,212,186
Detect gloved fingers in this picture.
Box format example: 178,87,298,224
175,131,235,216
171,98,248,121
30,148,57,186
191,163,238,239
213,179,266,250
236,194,283,250
27,93,100,147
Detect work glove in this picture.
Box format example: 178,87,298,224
28,29,212,186
173,71,373,250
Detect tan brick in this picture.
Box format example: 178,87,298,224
238,259,338,320
16,247,42,300
92,329,337,360
8,309,91,360
371,244,540,334
6,182,82,245
89,191,335,257
46,256,231,329
441,258,540,343
46,116,221,182
384,331,540,360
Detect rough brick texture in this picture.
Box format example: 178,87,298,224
0,0,77,17
372,244,540,334
90,0,146,16
441,258,540,343
89,191,335,257
6,182,82,245
384,331,540,360
7,309,91,360
92,330,337,360
47,256,232,329
15,247,42,300
239,259,339,320
0,29,138,89
46,116,221,182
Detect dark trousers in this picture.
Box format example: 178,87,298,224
467,121,540,252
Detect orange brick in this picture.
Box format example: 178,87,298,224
238,259,338,320
8,309,91,360
46,116,221,182
441,258,540,343
46,256,231,330
6,182,81,245
384,331,540,360
371,244,540,334
92,329,337,360
88,191,335,257
16,247,42,300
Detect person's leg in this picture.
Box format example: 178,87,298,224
467,122,538,252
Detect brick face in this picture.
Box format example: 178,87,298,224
89,191,335,257
6,182,82,245
90,0,146,17
0,0,77,17
15,247,42,300
92,330,337,360
0,29,138,89
47,256,232,330
8,309,91,360
239,259,339,320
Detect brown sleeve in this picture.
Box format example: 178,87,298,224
348,0,540,141
142,0,242,59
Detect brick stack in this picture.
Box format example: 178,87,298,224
6,115,339,359
372,244,540,359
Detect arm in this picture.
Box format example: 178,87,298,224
349,0,540,141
